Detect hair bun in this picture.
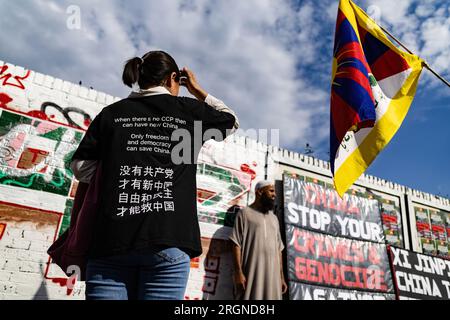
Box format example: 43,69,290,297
122,51,179,88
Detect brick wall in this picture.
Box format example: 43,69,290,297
0,60,114,299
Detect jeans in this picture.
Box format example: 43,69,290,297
85,247,190,300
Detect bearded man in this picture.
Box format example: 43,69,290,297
229,180,288,300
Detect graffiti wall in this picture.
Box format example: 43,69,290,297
0,61,109,299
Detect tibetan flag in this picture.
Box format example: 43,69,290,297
330,0,423,197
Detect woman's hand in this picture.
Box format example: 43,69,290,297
180,67,208,101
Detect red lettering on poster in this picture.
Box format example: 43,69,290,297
382,214,397,223
416,222,430,232
303,183,360,214
295,257,387,291
432,225,445,233
293,228,365,263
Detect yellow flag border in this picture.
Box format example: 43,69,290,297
334,63,423,196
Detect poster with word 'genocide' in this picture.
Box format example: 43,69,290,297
283,174,395,300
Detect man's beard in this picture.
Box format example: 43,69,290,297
261,196,275,210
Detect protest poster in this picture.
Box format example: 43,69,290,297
286,225,394,293
389,246,450,300
284,175,385,243
290,282,395,300
283,174,396,299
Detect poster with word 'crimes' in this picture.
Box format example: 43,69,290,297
286,225,394,297
283,175,395,300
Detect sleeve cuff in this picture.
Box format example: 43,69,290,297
70,159,98,183
205,94,224,109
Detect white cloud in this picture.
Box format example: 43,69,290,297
363,0,450,93
0,0,335,153
415,1,436,18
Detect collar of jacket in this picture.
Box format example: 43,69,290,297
128,86,171,98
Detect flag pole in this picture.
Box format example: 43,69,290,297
377,24,450,89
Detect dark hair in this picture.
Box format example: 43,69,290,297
122,51,180,89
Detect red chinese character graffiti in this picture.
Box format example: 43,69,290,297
0,65,30,90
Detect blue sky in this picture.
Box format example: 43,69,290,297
0,0,449,197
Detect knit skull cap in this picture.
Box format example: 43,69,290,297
254,180,273,192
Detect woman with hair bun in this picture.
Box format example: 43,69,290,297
70,50,239,300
